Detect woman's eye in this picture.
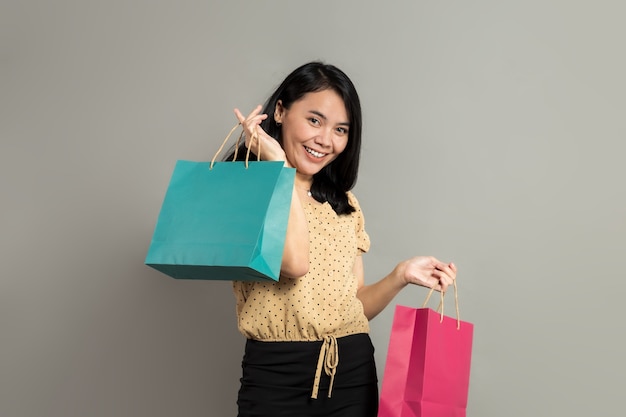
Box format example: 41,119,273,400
336,127,348,135
309,118,320,125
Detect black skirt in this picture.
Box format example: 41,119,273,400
237,333,379,417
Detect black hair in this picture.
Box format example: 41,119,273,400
226,61,362,215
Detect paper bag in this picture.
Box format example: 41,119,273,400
379,288,473,417
145,124,295,281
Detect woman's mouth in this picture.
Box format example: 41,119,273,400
304,146,326,158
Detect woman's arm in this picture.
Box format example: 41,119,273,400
279,184,310,278
356,256,457,320
235,106,310,278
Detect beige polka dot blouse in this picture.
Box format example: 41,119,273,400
233,191,371,341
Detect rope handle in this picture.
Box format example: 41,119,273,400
209,123,261,169
421,279,461,329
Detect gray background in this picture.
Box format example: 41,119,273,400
2,1,624,416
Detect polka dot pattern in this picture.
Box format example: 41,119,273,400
233,191,371,341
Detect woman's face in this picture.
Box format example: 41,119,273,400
275,89,349,182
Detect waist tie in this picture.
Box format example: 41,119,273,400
311,335,338,399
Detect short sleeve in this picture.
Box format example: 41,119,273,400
347,191,371,253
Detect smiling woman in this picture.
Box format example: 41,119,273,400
224,62,457,417
233,62,364,216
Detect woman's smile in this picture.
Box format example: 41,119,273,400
304,145,327,159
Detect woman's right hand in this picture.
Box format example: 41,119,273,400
234,106,289,166
399,256,457,293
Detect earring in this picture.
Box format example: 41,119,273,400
276,121,282,127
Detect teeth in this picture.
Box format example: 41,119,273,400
305,146,325,158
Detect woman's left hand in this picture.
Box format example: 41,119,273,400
399,256,457,292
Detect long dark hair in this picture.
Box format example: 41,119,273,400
226,61,362,215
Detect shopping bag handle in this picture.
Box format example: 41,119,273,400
421,279,462,329
210,123,261,169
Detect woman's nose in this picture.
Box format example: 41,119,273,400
316,128,333,148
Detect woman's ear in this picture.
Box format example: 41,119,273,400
274,100,284,123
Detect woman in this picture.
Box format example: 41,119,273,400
230,62,457,417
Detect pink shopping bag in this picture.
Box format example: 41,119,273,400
378,287,474,417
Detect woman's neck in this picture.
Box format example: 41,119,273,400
294,174,313,191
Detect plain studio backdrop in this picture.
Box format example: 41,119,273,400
1,1,624,416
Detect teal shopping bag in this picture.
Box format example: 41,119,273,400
145,158,295,281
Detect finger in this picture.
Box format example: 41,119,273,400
242,115,268,135
243,105,264,122
436,263,456,280
432,269,453,292
234,106,265,124
246,124,267,144
430,269,449,291
252,124,269,140
234,108,246,123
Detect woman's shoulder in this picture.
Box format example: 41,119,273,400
345,190,364,213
